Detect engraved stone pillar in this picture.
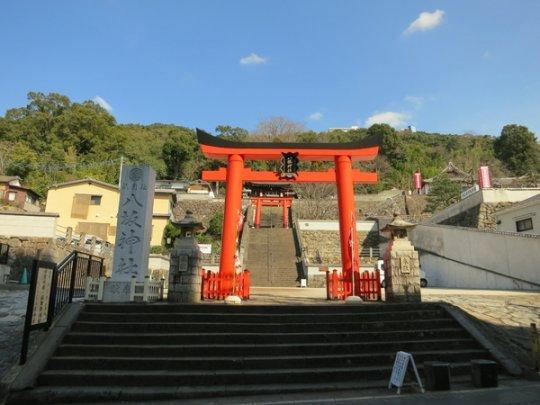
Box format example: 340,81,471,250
168,211,204,303
381,216,421,303
103,165,156,302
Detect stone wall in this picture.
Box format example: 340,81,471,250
173,199,225,226
439,202,513,230
300,230,379,266
0,236,110,281
293,196,407,220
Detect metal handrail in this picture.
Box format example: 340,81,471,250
20,251,104,364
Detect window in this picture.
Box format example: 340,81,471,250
90,195,102,205
516,218,533,232
25,194,34,204
7,192,16,201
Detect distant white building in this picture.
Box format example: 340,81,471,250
328,126,360,132
407,125,417,133
495,194,540,235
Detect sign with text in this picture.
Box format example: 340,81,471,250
198,244,212,254
31,266,54,326
461,184,480,200
112,165,156,282
388,351,424,394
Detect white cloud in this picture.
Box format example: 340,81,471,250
364,111,409,128
404,10,444,35
239,53,267,65
404,95,424,109
92,96,112,112
308,112,323,121
482,50,492,59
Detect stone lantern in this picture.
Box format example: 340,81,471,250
381,215,421,303
168,210,205,303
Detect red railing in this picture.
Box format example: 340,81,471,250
201,269,251,300
326,269,381,301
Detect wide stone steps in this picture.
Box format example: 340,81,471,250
63,328,472,345
54,338,483,358
76,308,447,323
10,302,501,403
71,317,458,333
83,303,438,313
38,363,475,387
47,349,488,372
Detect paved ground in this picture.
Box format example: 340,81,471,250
173,381,540,404
0,285,27,381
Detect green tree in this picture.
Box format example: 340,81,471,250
494,125,539,175
367,124,404,166
215,125,249,142
426,175,461,212
206,212,224,237
161,127,198,179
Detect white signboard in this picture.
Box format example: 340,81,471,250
31,266,53,325
461,184,480,200
198,244,212,254
388,351,424,394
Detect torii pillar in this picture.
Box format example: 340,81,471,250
335,155,358,296
220,154,244,292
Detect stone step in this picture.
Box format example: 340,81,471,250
82,303,442,314
71,317,458,333
55,338,480,357
63,328,472,345
77,308,448,323
47,349,489,371
38,363,474,387
7,380,391,404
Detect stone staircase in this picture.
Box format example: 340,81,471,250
9,302,499,403
245,227,300,287
245,207,301,287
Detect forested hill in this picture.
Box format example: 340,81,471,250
0,92,538,196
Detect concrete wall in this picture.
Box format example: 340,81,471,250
298,220,378,232
409,224,540,290
0,212,58,238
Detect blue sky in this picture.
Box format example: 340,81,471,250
1,0,540,136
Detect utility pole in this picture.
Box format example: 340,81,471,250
118,156,124,187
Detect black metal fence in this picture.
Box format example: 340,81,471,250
20,251,104,364
0,242,9,264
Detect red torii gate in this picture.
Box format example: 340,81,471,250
198,129,380,299
251,196,292,228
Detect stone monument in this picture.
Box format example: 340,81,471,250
168,210,204,303
103,165,155,302
381,215,421,303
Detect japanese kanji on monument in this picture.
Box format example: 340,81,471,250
103,165,156,302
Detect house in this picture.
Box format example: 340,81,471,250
45,178,175,246
420,162,474,195
495,193,540,235
186,180,214,197
0,175,41,212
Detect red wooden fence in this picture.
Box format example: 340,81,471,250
201,269,251,300
326,269,381,301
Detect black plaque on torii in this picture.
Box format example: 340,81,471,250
279,152,299,179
